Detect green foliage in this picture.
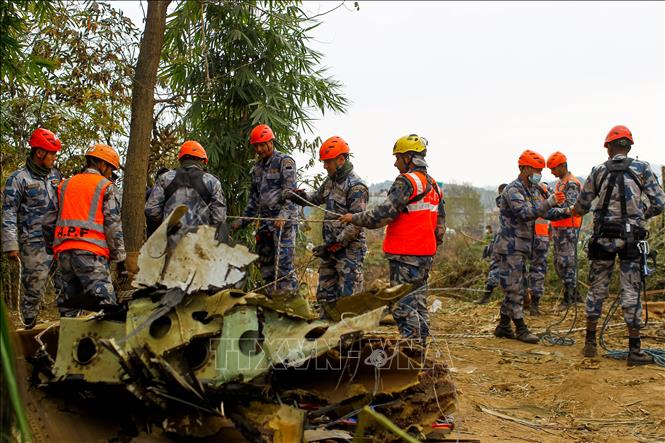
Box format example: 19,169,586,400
443,183,486,234
161,0,348,216
0,0,139,178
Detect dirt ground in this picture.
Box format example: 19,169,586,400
418,295,665,443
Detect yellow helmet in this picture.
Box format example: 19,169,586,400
392,134,428,155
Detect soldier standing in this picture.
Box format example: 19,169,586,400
527,183,551,316
339,134,445,343
288,136,368,308
574,125,665,365
145,141,226,239
233,124,298,295
547,151,582,309
493,150,566,343
45,144,126,313
2,128,63,328
477,184,507,304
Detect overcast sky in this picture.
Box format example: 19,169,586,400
114,1,664,188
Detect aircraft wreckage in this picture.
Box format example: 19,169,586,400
14,206,457,442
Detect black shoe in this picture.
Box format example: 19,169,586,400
22,316,37,330
513,318,539,344
583,327,597,357
476,286,493,305
627,349,654,366
583,341,597,357
494,314,514,339
529,304,541,316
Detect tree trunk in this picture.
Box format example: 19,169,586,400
122,0,170,270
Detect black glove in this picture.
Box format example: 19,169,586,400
312,242,344,258
286,188,308,204
116,261,129,284
215,222,232,245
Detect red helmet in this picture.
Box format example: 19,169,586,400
604,125,633,147
319,136,350,161
29,128,61,152
546,151,567,169
178,140,208,164
249,124,275,144
85,144,120,170
518,150,545,169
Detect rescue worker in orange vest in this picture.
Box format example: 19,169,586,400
45,144,126,312
547,151,582,310
527,184,552,316
339,134,445,343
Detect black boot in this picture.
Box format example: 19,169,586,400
476,285,494,304
627,330,654,366
513,318,540,344
583,319,597,357
558,285,573,311
529,298,541,316
494,314,514,339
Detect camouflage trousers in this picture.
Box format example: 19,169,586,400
389,257,432,340
317,244,365,304
587,258,642,328
18,242,52,319
55,250,117,312
256,224,297,296
497,253,530,320
552,227,579,287
486,257,500,290
528,236,549,303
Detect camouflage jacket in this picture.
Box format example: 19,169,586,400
242,150,297,228
44,169,126,262
574,154,665,228
2,166,61,251
351,167,446,264
493,177,567,256
145,165,227,231
554,172,582,207
303,166,368,247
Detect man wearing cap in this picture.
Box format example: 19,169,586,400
233,124,298,295
288,136,368,309
547,151,583,310
44,144,126,312
574,125,665,365
339,134,445,344
145,141,226,240
492,150,567,343
2,128,63,328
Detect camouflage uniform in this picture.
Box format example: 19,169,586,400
145,163,227,240
44,169,126,311
551,172,582,289
350,166,445,340
241,151,298,294
574,155,665,328
494,179,567,320
529,228,550,305
2,166,61,319
298,163,368,303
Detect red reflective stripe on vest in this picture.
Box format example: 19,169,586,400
383,172,441,256
551,173,582,228
53,173,111,258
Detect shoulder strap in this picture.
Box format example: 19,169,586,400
598,158,634,225
164,168,212,205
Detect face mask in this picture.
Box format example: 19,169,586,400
529,173,542,184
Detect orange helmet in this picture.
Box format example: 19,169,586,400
518,150,545,169
319,136,350,161
178,140,208,164
29,128,61,152
604,125,633,147
546,151,567,169
85,144,120,170
249,124,275,144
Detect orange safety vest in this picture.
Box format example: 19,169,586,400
383,172,442,256
53,173,112,258
534,183,550,237
551,172,582,228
